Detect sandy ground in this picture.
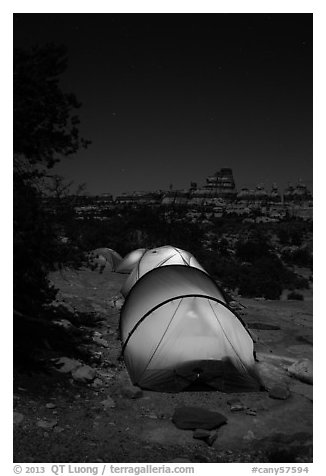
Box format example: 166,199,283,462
13,266,313,463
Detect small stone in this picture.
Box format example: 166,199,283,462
36,419,57,429
13,412,24,425
52,319,75,331
269,384,290,400
147,413,158,419
46,403,56,409
243,430,256,441
71,365,96,383
227,398,245,412
93,336,109,348
53,426,65,433
96,370,116,381
92,378,104,389
193,429,211,440
121,385,143,399
90,352,103,363
245,409,257,416
101,396,116,409
207,430,218,446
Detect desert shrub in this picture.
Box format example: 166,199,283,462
281,247,313,269
287,291,304,300
237,262,283,300
202,255,240,290
206,250,308,300
236,238,271,263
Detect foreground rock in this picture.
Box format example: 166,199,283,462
227,398,246,412
192,428,218,446
36,419,58,429
120,385,143,399
193,429,211,440
71,365,96,383
268,383,290,400
287,359,313,385
45,403,56,409
54,357,82,374
172,406,227,430
101,396,116,410
13,412,24,426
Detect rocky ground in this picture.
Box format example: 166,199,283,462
13,266,313,463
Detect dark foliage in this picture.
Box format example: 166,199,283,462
66,206,204,259
287,291,304,301
276,221,312,246
13,174,59,314
14,44,90,168
281,247,313,269
14,44,90,367
65,204,311,301
202,232,309,299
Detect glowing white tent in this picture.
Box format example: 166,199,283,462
120,245,207,297
120,265,261,393
116,248,147,274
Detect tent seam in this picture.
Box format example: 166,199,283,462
121,294,236,355
135,298,183,385
155,253,177,267
207,299,248,372
173,247,189,265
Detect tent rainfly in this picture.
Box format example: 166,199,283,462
116,248,147,274
120,245,207,297
88,248,122,271
120,265,262,393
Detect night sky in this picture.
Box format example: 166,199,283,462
13,13,312,197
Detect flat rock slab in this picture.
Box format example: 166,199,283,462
247,322,281,330
288,359,313,385
172,406,227,430
268,384,290,400
296,335,313,346
54,357,82,374
289,382,313,401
